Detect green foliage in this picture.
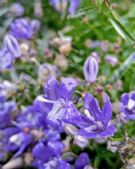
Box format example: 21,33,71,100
1,0,135,168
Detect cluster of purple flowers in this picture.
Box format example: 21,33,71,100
0,36,134,168
0,18,40,71
0,71,116,168
1,1,135,168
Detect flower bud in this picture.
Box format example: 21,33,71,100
9,3,24,17
84,56,98,83
91,52,100,63
10,18,40,40
30,20,40,34
54,54,68,69
3,34,21,58
59,43,72,55
101,41,109,52
34,0,43,18
105,55,119,67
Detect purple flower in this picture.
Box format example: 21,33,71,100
50,0,80,14
0,34,21,70
32,142,56,164
3,34,21,58
10,18,40,40
6,131,33,157
76,93,116,138
84,56,98,83
32,140,68,169
35,157,71,169
35,77,79,128
0,99,16,129
69,0,80,14
0,127,32,157
105,55,119,67
0,49,14,70
9,3,24,17
0,127,20,157
75,153,90,169
17,105,47,130
30,20,40,34
120,92,135,120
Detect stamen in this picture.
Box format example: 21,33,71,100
9,134,22,145
84,109,95,121
36,96,56,104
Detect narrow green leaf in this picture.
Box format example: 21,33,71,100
109,17,135,43
107,52,135,84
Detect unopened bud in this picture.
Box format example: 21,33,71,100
4,34,21,58
84,56,98,83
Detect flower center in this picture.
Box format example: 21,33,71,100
85,121,104,133
9,134,22,146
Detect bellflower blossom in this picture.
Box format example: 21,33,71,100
0,127,33,158
0,127,19,161
120,92,135,120
35,77,79,128
84,56,99,83
75,93,116,138
50,0,80,14
32,140,70,169
10,18,40,40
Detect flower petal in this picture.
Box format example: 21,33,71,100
75,153,90,169
84,93,101,121
44,77,60,100
77,130,97,138
101,97,112,125
32,142,53,163
121,93,129,105
99,125,116,137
